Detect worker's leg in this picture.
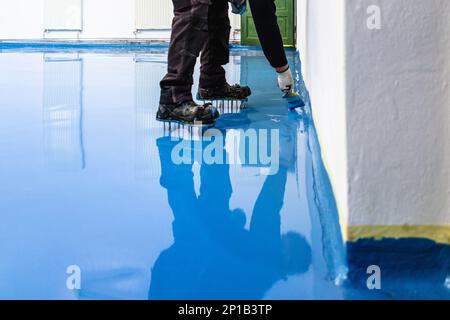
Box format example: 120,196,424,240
197,0,251,100
248,0,288,68
160,0,211,104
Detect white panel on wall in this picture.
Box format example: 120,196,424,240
134,55,167,180
44,0,83,32
135,0,173,32
43,54,85,171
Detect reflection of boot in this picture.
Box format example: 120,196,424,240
156,137,197,222
157,137,193,189
198,82,252,101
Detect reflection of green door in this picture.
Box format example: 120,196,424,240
241,0,296,47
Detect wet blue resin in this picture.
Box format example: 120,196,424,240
0,45,448,300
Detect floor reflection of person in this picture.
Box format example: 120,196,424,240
149,120,311,300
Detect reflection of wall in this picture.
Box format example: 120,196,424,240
305,115,348,285
43,54,85,171
134,55,166,180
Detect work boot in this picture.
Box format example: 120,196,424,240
197,82,252,101
156,101,220,126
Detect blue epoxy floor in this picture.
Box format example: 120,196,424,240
0,47,448,300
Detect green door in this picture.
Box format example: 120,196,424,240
241,0,296,47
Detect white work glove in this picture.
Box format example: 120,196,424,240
277,67,294,93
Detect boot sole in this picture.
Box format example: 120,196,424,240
196,91,251,102
156,115,216,127
197,94,249,102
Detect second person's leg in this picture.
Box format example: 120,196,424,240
197,0,251,100
199,0,229,88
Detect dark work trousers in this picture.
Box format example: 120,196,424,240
248,0,288,69
160,0,231,104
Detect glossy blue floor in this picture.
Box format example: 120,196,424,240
0,45,448,300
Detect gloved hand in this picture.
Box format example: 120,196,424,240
277,66,294,93
229,0,247,15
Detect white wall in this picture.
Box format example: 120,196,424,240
0,0,240,40
345,0,450,227
0,0,45,39
298,0,450,240
82,0,136,39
